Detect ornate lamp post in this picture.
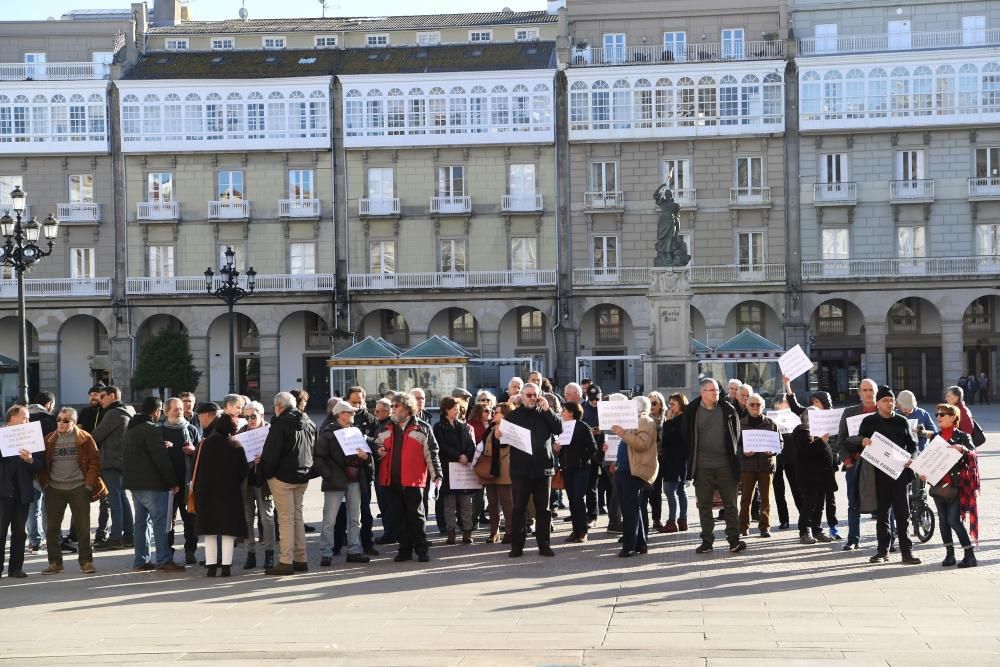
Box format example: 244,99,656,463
0,186,59,405
205,246,256,394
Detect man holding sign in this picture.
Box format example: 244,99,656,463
836,378,878,551
857,385,920,565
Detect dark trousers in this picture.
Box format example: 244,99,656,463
510,476,552,551
647,469,664,523
797,483,824,535
564,466,591,537
336,481,374,550
601,465,622,528
387,485,428,557
772,462,790,525
67,495,109,543
618,473,649,552
168,490,197,556
585,464,599,520
825,486,838,528
374,477,395,540
875,476,913,554
0,498,29,574
45,485,92,566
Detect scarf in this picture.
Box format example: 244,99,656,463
959,449,981,544
161,416,193,444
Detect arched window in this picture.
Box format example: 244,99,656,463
387,88,404,135
719,75,738,124
288,90,308,136
801,71,820,120
490,84,509,130
982,63,1000,113
912,66,932,116
184,92,203,139
532,82,551,127
677,77,695,126
591,80,610,129
205,92,223,138
140,93,161,140
31,94,49,139
0,95,11,140
890,66,910,117
846,69,865,118
428,86,446,134
935,64,955,115
407,87,426,134
959,64,978,114
162,93,182,139
225,91,244,136
267,91,286,135
344,89,363,136
122,93,140,140
633,78,652,128
512,84,530,128
823,70,843,118
449,86,467,133
762,73,782,124
868,68,888,118
66,93,87,140
570,80,589,129
654,77,673,126
367,89,385,136
11,95,28,140
308,90,327,133
469,85,488,133
611,79,630,128
246,92,264,138
697,76,717,125
740,74,760,124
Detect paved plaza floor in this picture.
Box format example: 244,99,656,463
3,407,1000,665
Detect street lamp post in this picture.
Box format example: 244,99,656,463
0,186,59,405
205,246,256,395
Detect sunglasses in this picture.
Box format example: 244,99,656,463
58,418,74,424
935,412,950,417
478,399,491,403
522,393,538,398
246,415,259,420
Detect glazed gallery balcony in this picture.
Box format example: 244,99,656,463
348,270,557,290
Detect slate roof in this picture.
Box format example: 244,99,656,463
149,11,556,35
399,336,474,360
0,352,16,370
332,336,400,360
714,329,784,353
122,42,556,79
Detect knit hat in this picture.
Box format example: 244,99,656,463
896,390,916,411
876,385,895,402
809,391,832,410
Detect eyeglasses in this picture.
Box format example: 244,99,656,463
748,403,762,408
478,399,491,404
935,412,950,417
522,393,537,398
58,418,74,424
246,415,259,421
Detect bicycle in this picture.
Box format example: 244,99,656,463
908,477,935,543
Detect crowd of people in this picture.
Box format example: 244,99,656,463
0,373,984,579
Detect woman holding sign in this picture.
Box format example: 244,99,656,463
479,405,513,544
927,404,978,568
434,397,478,546
192,414,248,577
0,406,45,578
737,395,779,538
791,409,837,545
554,401,597,543
609,395,658,558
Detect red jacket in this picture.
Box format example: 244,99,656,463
376,418,442,488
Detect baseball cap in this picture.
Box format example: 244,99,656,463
331,402,358,415
195,401,221,415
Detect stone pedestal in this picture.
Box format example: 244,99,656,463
643,268,698,395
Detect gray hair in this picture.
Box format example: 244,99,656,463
408,387,425,400
394,393,417,415
748,393,765,406
246,401,265,415
508,376,523,389
58,406,79,422
727,378,742,389
564,382,583,397
475,390,496,407
274,392,295,410
700,377,720,391
327,397,341,412
633,395,651,415
739,383,753,394
523,382,540,394
375,397,392,412
223,394,245,410
607,392,628,402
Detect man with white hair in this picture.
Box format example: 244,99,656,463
563,383,583,404
836,378,878,551
738,393,778,538
260,391,316,576
736,384,753,418
726,379,742,405
501,377,524,404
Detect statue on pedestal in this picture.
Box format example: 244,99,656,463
653,185,691,268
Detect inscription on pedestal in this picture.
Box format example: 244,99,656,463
657,363,686,387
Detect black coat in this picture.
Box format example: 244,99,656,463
260,409,315,484
193,432,249,538
0,451,44,504
434,417,477,493
660,414,688,483
505,405,562,479
790,422,836,493
558,420,597,470
681,396,741,479
313,422,373,492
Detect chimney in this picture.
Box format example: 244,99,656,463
127,2,148,63
154,0,182,26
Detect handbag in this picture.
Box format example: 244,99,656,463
344,462,361,483
929,481,958,502
186,443,204,514
551,469,565,491
473,449,495,481
971,420,986,448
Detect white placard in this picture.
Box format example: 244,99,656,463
499,419,533,454
333,426,372,455
471,441,484,467
808,407,845,437
234,425,270,463
0,421,46,457
597,401,638,430
604,434,621,463
766,409,801,435
846,413,868,437
778,344,813,382
557,420,575,446
448,462,483,490
909,436,963,485
860,431,912,480
742,429,782,454
907,419,919,436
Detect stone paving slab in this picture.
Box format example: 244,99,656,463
3,410,1000,664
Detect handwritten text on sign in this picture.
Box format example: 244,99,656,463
234,425,270,463
778,344,813,382
860,432,911,480
808,407,845,438
909,436,963,485
0,421,46,457
500,419,533,454
742,429,782,454
448,462,483,490
597,401,638,430
333,427,372,455
603,434,621,463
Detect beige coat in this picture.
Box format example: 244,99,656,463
621,414,659,484
479,430,512,485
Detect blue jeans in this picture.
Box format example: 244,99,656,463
933,495,971,549
27,483,44,546
321,484,362,557
664,480,688,522
102,469,134,542
844,465,861,545
131,489,171,567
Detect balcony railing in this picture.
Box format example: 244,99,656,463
126,273,336,295
208,200,250,219
0,277,112,298
279,198,320,218
56,202,100,222
672,188,697,209
501,194,543,212
802,256,1000,281
689,263,786,284
889,180,935,202
348,270,557,291
813,182,857,205
359,197,401,216
799,28,1000,56
137,201,180,221
0,61,111,81
430,196,471,215
969,177,1000,200
730,186,771,207
584,191,624,209
575,40,784,67
572,267,649,287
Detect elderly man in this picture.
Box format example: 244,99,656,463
39,407,104,575
332,387,380,557
241,400,274,569
315,402,371,565
684,378,745,554
375,393,442,563
500,377,524,405
91,386,135,550
370,398,396,545
896,390,936,452
836,378,878,551
261,391,316,576
195,402,221,440
409,388,431,424
726,379,742,405
563,383,583,404
160,397,199,565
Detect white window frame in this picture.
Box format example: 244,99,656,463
437,165,466,197
976,146,1000,178
590,161,618,193
217,170,244,202
366,34,389,47
814,24,838,53
367,167,394,199
510,237,538,271
721,28,745,59
819,153,848,184
663,32,686,62
508,163,536,198
895,149,926,181
897,225,926,259
469,30,493,43
147,172,173,202
369,240,396,274
211,37,235,50
314,35,339,48
822,228,850,260
288,169,314,201
592,235,619,274
662,158,691,192
289,242,316,275
70,247,96,279
737,230,765,270
887,20,911,50
148,245,175,278
736,155,763,189
678,232,693,265
164,39,189,51
603,33,626,63
0,176,22,211
438,238,467,273
262,36,286,50
963,16,986,46
219,244,246,272
515,28,539,42
69,174,94,203
976,223,1000,257
417,32,441,46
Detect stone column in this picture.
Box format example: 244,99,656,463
644,268,697,394
37,340,58,402
257,334,279,401
863,322,887,384
109,337,133,400
940,320,965,390
479,329,499,359
187,335,210,399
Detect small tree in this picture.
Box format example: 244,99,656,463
133,328,201,401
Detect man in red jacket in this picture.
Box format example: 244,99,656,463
375,393,442,563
